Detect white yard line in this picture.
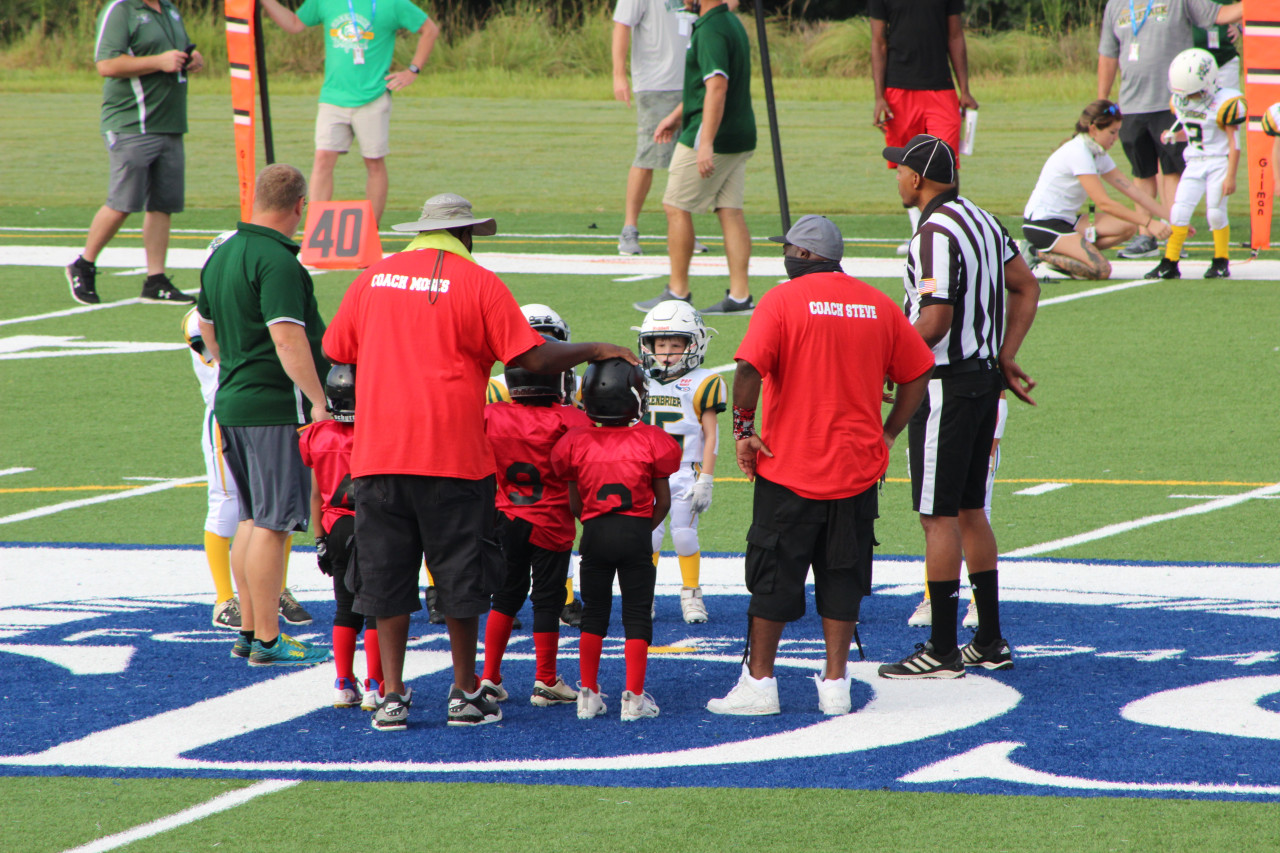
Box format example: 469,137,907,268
1013,482,1071,496
0,467,34,477
1038,278,1161,306
60,779,299,853
0,297,144,327
0,477,205,526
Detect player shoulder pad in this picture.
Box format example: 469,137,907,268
1264,102,1280,137
1216,92,1246,127
486,376,512,405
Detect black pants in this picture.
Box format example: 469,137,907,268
578,514,655,643
491,512,572,634
326,515,374,631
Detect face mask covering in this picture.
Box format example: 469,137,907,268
785,255,843,280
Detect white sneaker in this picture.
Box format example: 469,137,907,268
812,673,852,715
680,586,708,623
963,598,979,629
478,678,509,703
907,597,931,627
531,676,578,706
620,690,660,721
333,677,363,709
577,683,608,719
896,240,910,256
706,665,780,715
361,679,382,712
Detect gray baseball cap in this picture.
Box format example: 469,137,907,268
768,214,844,261
391,192,497,235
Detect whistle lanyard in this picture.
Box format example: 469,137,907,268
347,0,375,40
1129,0,1150,37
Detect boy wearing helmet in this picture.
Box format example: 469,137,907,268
634,300,727,623
551,358,682,722
1146,47,1246,280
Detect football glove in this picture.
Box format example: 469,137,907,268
315,534,334,576
690,473,714,514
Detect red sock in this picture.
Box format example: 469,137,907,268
579,632,604,693
333,625,358,681
363,628,383,688
624,638,649,695
482,610,514,684
533,631,559,684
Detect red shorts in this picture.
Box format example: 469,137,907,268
883,88,962,169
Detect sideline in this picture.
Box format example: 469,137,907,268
0,476,204,526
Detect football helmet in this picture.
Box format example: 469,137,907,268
521,303,571,341
1263,102,1280,137
582,358,647,425
1168,48,1217,98
504,333,569,403
632,300,717,381
325,363,356,423
181,307,211,362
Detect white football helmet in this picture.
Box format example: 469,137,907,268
633,300,716,381
521,303,570,341
1168,48,1218,98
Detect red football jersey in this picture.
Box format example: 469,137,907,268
550,423,682,522
484,401,594,550
297,420,355,535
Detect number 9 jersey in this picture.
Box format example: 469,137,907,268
643,367,727,467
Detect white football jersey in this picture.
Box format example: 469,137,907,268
643,367,727,467
1172,87,1246,159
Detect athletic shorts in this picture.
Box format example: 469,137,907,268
104,132,185,214
351,474,502,620
882,88,962,168
909,366,1003,517
1022,216,1079,251
219,424,311,533
1119,110,1184,180
743,476,877,624
315,92,392,159
634,90,682,170
663,144,752,214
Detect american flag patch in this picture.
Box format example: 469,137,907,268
919,277,937,295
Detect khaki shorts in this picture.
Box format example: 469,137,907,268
634,90,682,170
662,143,752,214
315,92,392,159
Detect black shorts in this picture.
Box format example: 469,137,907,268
1119,110,1185,180
743,476,878,624
908,367,1002,516
352,474,503,620
1022,216,1079,251
219,424,310,533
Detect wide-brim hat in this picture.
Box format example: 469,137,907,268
391,192,497,235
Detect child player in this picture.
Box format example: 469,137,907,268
297,364,384,712
634,301,726,623
551,358,682,722
478,339,593,707
1145,47,1246,280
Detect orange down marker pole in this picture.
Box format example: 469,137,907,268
1244,0,1280,250
225,0,257,221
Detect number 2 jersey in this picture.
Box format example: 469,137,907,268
551,423,682,522
485,401,594,550
297,420,356,536
643,366,727,469
1171,86,1246,160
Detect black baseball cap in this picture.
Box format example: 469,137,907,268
882,134,957,185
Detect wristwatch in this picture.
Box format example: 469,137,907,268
407,64,421,75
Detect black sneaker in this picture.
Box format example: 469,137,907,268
447,685,502,726
960,636,1014,670
372,688,413,732
139,274,196,304
66,258,100,305
1143,257,1180,280
877,641,965,679
700,290,754,316
1204,258,1230,279
278,588,313,625
633,288,692,312
560,598,583,628
1117,234,1161,259
426,585,445,625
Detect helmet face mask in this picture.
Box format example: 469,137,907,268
581,358,648,425
633,300,716,381
1168,48,1218,99
325,363,356,423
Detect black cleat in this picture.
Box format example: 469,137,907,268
560,598,583,628
1204,258,1230,279
1143,257,1180,280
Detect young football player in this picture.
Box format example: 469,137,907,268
297,364,384,711
479,339,594,707
1146,47,1246,280
634,300,726,623
551,358,681,722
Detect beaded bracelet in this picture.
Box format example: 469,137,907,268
732,404,756,440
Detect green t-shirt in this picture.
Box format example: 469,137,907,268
197,223,328,427
95,0,190,134
297,0,430,108
677,4,756,154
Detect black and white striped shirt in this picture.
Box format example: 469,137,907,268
903,189,1018,367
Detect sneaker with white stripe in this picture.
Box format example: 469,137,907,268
877,641,965,679
960,636,1014,670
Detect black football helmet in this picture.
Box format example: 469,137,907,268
325,363,356,422
505,334,567,403
582,357,647,425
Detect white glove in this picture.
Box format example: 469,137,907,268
690,473,714,514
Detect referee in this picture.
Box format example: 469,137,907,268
877,134,1040,679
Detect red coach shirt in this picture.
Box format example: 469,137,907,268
297,420,355,535
485,401,594,550
735,271,935,500
551,423,682,522
323,245,544,479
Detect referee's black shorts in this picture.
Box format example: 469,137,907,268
908,367,1002,517
744,476,877,624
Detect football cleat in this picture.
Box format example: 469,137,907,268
334,677,363,708
576,683,608,719
907,597,932,627
531,676,579,706
1144,258,1181,280
620,690,660,722
1204,258,1230,279
680,586,709,623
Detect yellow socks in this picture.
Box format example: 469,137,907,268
1212,226,1230,259
565,576,575,606
204,531,235,603
1164,225,1189,263
679,553,701,589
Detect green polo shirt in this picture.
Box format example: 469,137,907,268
678,3,756,154
95,0,190,134
197,222,328,427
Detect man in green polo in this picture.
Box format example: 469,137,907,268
66,0,203,306
196,163,332,668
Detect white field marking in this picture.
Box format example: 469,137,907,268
0,476,204,526
0,297,144,327
111,267,149,276
612,274,661,282
1171,493,1280,500
1013,482,1071,496
0,467,33,477
708,361,735,374
1002,481,1280,558
1037,278,1159,306
59,779,300,853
